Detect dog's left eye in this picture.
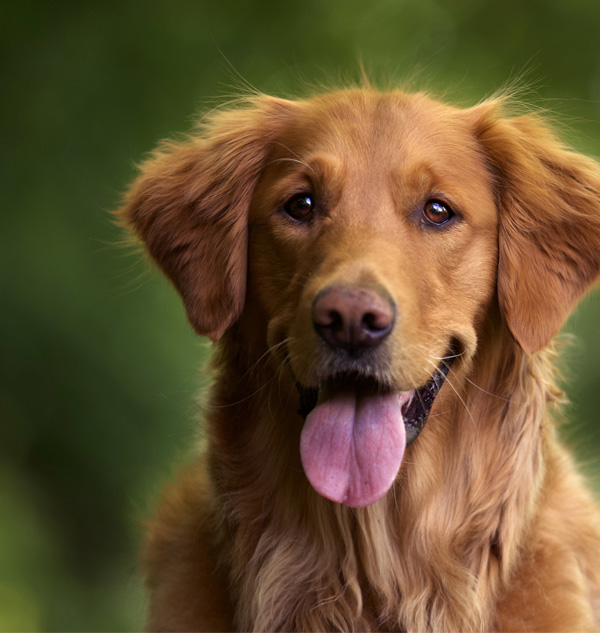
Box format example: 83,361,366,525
284,193,315,222
422,199,455,226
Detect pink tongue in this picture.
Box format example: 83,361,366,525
300,390,411,507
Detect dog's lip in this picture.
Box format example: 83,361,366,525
296,352,456,446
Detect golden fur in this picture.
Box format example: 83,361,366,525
120,88,600,632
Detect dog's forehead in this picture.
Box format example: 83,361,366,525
275,90,488,182
266,90,495,218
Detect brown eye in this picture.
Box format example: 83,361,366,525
284,193,315,222
423,199,454,226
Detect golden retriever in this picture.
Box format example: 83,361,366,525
119,87,600,632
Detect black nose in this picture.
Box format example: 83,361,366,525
312,286,395,354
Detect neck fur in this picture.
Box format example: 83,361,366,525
207,327,561,632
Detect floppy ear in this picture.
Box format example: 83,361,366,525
118,96,295,341
472,101,600,354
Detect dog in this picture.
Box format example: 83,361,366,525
119,87,600,632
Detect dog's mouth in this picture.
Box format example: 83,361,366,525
296,353,455,508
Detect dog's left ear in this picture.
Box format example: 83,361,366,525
471,101,600,354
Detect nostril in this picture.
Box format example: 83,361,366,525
313,307,347,348
321,309,343,331
361,309,393,335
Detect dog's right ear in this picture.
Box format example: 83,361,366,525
118,96,296,341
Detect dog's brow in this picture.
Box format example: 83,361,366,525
269,141,316,173
265,157,315,172
393,161,438,192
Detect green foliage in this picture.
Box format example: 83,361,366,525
2,0,600,629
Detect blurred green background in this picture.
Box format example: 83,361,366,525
2,0,600,629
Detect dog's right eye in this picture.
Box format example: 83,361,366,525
283,193,315,222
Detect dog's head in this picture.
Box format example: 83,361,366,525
120,89,600,507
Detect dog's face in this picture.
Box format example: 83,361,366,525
120,89,600,508
246,93,499,505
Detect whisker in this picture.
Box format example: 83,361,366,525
413,329,448,347
274,353,292,415
208,373,279,410
414,341,465,363
271,141,315,168
209,339,296,411
265,157,314,171
463,376,516,403
423,357,476,428
241,338,292,381
445,376,476,428
428,408,452,418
